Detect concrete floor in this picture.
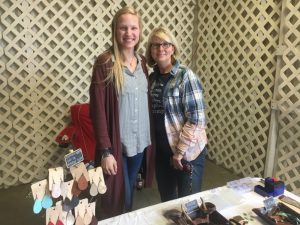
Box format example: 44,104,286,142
0,159,241,225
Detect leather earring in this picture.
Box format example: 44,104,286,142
77,174,88,191
56,219,64,225
41,194,53,209
52,181,61,198
98,175,107,194
33,194,42,214
83,209,92,225
71,180,81,196
89,181,98,197
89,216,98,225
66,211,75,225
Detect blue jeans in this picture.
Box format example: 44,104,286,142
155,147,207,202
123,152,144,211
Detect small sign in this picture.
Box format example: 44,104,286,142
184,199,198,212
64,148,84,168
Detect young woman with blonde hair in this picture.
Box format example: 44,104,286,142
89,6,154,218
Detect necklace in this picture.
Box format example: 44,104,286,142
129,55,135,67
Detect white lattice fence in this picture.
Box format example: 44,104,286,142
195,0,281,177
195,0,300,194
0,0,195,187
274,0,300,195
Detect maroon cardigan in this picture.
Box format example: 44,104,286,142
89,51,155,218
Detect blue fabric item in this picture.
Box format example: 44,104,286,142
122,152,144,211
155,147,207,202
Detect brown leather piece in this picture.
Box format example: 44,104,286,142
89,216,98,225
71,180,81,196
77,174,88,191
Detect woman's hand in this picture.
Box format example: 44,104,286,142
172,153,183,170
101,155,117,175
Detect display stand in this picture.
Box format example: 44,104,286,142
31,148,105,225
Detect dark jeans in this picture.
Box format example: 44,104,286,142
122,152,144,211
155,147,207,202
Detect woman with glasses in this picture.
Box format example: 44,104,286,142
89,6,154,218
146,26,208,202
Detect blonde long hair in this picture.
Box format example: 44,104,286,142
145,26,179,67
107,6,142,94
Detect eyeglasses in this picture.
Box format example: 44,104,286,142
150,42,173,49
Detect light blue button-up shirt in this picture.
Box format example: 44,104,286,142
119,55,151,157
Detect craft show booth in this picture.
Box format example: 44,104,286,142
0,0,299,224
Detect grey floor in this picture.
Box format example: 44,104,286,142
0,159,241,225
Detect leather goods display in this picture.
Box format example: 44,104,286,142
252,202,300,224
164,198,229,225
32,161,106,225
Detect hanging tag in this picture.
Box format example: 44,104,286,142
88,167,106,195
46,205,59,225
48,167,64,192
64,148,84,168
70,162,89,181
74,198,89,219
31,179,47,201
55,201,68,225
83,202,96,224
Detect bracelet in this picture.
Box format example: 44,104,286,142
100,148,112,160
176,149,184,156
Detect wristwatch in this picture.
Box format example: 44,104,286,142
176,149,184,156
101,148,112,160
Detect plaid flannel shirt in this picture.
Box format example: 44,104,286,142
150,61,208,161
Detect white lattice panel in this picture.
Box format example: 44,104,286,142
0,0,195,187
195,0,300,194
195,0,281,178
274,0,300,195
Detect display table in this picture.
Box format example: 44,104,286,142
99,178,300,225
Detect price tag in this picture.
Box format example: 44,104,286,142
64,149,84,168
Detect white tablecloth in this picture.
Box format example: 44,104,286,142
99,178,300,225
